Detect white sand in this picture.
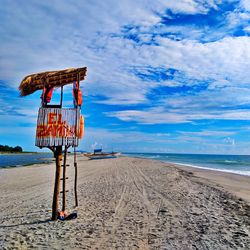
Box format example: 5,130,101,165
0,156,250,249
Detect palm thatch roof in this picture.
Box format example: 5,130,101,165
19,67,87,96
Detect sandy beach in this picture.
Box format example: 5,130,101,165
0,156,250,249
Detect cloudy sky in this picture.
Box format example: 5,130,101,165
1,0,250,154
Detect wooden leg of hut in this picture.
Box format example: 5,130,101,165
52,146,62,220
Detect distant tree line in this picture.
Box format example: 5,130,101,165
0,144,23,153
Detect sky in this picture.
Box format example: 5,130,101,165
1,0,250,154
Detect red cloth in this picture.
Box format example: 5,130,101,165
73,82,82,106
41,86,54,104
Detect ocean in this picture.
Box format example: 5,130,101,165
125,153,250,176
0,153,53,168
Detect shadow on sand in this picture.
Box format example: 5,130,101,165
0,218,51,228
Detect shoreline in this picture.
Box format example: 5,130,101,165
124,154,250,177
1,155,250,204
173,162,250,203
0,161,53,169
0,152,42,155
129,156,250,204
0,152,53,169
0,160,54,169
2,153,250,177
1,155,250,203
125,156,250,204
167,161,250,177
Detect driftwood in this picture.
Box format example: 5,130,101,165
19,67,87,96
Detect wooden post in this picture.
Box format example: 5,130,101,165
60,86,63,108
74,72,79,207
52,146,62,220
74,161,78,207
62,146,67,211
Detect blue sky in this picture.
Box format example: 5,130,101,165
1,0,250,154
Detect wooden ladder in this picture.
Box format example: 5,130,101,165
60,146,70,212
59,145,78,212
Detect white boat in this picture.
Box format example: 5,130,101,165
84,149,121,160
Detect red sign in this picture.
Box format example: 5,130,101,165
36,108,81,147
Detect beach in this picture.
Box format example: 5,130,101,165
0,156,250,249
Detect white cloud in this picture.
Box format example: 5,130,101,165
106,108,250,124
244,26,250,33
241,0,250,11
2,0,250,155
80,126,175,151
1,0,250,122
179,130,236,137
151,0,222,15
88,35,250,106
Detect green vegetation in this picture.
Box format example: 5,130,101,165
0,144,23,153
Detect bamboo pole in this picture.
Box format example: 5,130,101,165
74,156,78,207
74,72,79,207
52,146,62,220
74,109,79,207
62,146,67,211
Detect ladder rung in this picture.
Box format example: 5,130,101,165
61,164,70,167
60,190,69,193
60,177,69,180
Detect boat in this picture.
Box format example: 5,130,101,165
84,149,121,160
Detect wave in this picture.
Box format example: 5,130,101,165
168,161,250,177
124,153,165,159
146,155,161,159
212,159,249,166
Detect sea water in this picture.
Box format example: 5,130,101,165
0,153,53,168
125,153,250,176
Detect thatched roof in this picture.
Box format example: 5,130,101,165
19,67,87,96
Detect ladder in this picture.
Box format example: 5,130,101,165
60,146,78,212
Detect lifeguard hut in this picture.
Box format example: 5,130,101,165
19,67,87,220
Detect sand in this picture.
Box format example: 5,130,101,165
175,164,250,204
0,156,250,249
